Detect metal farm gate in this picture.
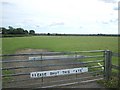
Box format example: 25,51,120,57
1,50,112,88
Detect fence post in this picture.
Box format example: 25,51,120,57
104,50,112,81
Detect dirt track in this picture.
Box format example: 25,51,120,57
2,49,105,88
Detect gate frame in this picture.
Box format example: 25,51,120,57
1,50,114,88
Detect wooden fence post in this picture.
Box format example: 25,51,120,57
104,50,112,81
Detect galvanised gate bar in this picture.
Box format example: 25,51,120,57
1,50,113,88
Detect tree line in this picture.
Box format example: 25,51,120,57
35,33,120,37
1,26,119,37
1,26,35,37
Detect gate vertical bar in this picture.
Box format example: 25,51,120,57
41,54,43,86
75,52,77,79
104,50,112,81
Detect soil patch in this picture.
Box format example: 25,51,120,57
15,49,49,54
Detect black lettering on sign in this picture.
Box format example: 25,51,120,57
37,73,42,77
62,70,70,74
50,72,54,75
31,73,34,77
73,69,81,73
73,70,75,72
41,73,45,77
50,71,59,76
79,69,82,72
57,71,59,74
62,71,66,74
44,73,46,76
76,70,77,72
35,73,37,77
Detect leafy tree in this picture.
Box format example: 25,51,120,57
1,26,36,37
24,30,28,34
47,33,50,35
8,26,14,31
1,27,7,34
15,28,25,34
29,30,35,35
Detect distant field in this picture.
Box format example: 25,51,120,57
2,36,118,64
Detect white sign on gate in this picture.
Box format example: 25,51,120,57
30,67,88,78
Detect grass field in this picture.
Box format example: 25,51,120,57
2,36,119,88
2,36,118,53
2,36,118,64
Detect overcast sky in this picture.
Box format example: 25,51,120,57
1,0,120,34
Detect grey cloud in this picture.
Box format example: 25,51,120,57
102,21,109,24
99,0,117,3
97,18,118,25
49,22,64,27
2,1,14,6
101,19,118,24
109,19,118,23
96,20,109,24
113,6,120,10
80,26,83,29
36,25,40,28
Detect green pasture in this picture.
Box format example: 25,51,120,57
2,36,118,64
2,36,118,53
